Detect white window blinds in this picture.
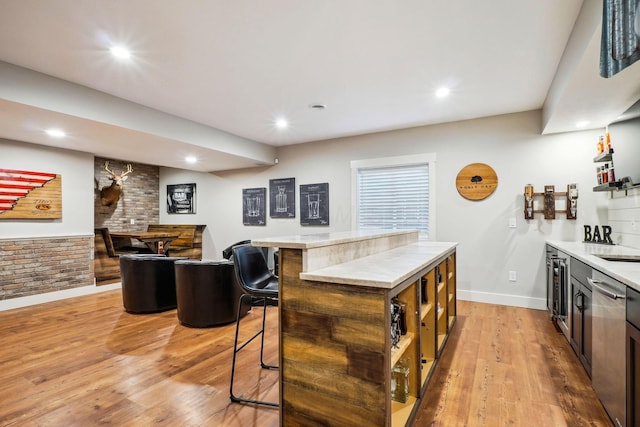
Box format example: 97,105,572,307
356,163,430,236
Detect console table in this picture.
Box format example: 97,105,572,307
253,230,457,426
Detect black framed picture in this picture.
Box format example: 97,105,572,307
242,187,266,226
300,183,329,226
269,177,295,218
167,183,196,214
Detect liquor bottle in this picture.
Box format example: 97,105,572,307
391,358,410,403
597,136,605,154
608,163,616,182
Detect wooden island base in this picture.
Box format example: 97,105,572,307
253,230,457,426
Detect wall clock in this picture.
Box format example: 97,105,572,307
455,163,498,200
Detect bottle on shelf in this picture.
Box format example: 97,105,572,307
608,163,616,182
597,136,605,154
606,131,613,153
391,358,410,403
597,166,603,185
602,164,609,184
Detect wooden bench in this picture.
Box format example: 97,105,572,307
146,224,206,259
94,228,146,282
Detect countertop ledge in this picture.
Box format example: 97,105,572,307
299,241,457,289
547,240,640,292
252,229,417,249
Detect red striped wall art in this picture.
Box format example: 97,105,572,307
0,169,62,219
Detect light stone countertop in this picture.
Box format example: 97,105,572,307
251,229,417,249
547,240,640,292
299,241,457,289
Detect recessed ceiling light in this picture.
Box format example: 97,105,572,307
45,129,66,138
110,45,131,59
575,120,590,128
275,119,288,129
435,87,450,98
185,156,197,164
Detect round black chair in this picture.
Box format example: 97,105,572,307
119,254,187,313
229,243,279,408
174,259,250,327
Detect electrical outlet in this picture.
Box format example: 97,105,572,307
509,271,517,282
508,217,517,228
130,218,135,225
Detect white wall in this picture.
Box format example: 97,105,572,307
160,110,617,310
0,139,94,238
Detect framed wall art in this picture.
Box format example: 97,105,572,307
0,168,62,219
269,177,295,218
167,183,196,214
243,187,266,226
300,183,329,226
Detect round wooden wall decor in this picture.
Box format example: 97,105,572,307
456,163,498,200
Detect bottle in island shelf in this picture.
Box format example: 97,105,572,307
606,131,613,153
602,164,609,183
391,358,410,403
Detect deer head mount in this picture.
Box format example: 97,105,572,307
100,161,133,206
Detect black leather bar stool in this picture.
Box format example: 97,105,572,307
229,244,279,408
174,259,250,327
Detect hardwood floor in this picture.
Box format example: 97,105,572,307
0,291,612,426
415,301,612,427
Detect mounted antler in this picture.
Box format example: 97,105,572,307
100,161,133,206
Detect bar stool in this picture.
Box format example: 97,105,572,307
229,244,279,408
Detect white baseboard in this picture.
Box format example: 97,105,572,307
0,282,121,312
457,289,547,311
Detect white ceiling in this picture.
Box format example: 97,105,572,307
1,1,640,172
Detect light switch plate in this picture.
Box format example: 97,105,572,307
508,217,517,228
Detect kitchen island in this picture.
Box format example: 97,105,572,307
253,230,457,427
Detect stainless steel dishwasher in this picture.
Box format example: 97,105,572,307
589,270,626,427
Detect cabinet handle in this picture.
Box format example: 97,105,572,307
587,278,626,300
575,290,584,311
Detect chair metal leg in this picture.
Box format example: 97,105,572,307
229,294,279,408
260,297,278,370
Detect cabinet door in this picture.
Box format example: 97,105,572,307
628,322,640,427
581,284,593,377
570,278,582,356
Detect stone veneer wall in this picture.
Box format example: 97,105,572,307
0,235,93,300
94,157,160,231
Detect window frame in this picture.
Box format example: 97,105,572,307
350,153,436,241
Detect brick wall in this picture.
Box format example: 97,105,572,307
0,235,93,300
94,158,160,231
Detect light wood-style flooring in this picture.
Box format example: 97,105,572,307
0,290,612,426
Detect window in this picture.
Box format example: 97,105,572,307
351,154,435,240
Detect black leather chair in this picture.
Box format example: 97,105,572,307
229,244,279,408
174,259,250,327
119,254,187,313
222,240,251,260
